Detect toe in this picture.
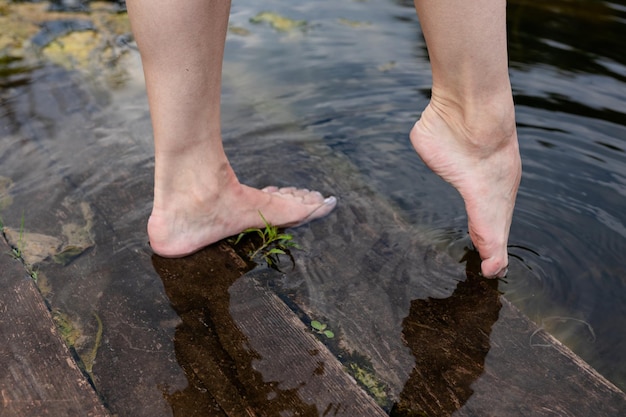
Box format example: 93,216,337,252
278,186,297,195
480,253,508,278
304,195,337,221
293,188,310,197
302,190,325,204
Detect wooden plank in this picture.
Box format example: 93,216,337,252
0,238,109,417
453,298,626,417
152,242,388,417
230,269,389,416
382,265,626,416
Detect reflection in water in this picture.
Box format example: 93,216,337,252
508,0,626,74
153,243,503,417
391,251,502,416
151,244,321,417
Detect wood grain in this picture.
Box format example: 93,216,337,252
0,238,109,417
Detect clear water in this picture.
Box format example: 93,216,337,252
222,0,626,390
1,0,624,410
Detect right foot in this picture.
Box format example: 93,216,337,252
410,100,522,278
147,175,337,258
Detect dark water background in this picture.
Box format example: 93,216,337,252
1,0,625,399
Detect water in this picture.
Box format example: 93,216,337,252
224,0,626,390
1,0,625,412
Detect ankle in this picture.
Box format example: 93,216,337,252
152,159,239,213
429,88,516,149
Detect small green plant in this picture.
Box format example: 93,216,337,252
11,211,25,259
234,211,300,269
29,266,39,283
311,320,335,339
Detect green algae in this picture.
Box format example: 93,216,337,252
347,362,389,408
377,61,397,72
338,18,371,28
0,0,133,86
0,176,13,211
228,24,251,36
250,11,307,32
82,311,103,380
53,309,83,348
42,29,99,70
52,309,104,382
53,244,88,265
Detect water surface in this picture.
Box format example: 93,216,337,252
1,0,624,412
222,0,626,390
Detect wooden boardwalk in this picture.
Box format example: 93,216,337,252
1,232,625,416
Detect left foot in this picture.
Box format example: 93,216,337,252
147,167,337,257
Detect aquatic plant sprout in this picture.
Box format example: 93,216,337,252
311,320,335,339
233,211,300,269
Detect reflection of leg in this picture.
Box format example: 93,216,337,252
412,0,522,277
151,248,319,415
127,0,336,257
391,251,502,416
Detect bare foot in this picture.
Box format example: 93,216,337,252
410,101,522,278
148,177,337,258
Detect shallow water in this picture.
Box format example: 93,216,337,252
1,0,625,410
222,0,626,390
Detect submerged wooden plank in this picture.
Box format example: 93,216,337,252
0,238,109,417
232,142,626,416
152,243,388,417
383,263,626,416
452,298,626,417
229,269,389,416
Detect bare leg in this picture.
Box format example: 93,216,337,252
127,0,336,257
412,0,521,277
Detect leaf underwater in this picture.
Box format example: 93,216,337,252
311,320,325,331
